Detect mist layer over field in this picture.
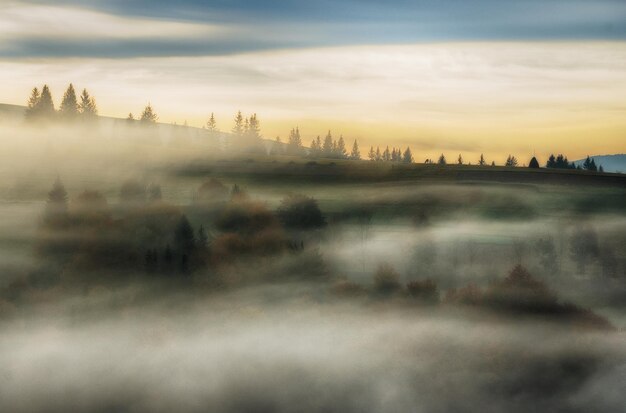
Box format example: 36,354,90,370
0,121,624,412
1,289,625,413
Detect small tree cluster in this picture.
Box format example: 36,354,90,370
367,146,413,163
25,84,97,122
504,155,518,167
231,111,262,147
309,131,353,159
546,154,575,169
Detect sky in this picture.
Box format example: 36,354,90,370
1,0,625,160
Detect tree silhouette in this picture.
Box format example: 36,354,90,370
245,113,261,145
505,155,518,167
528,156,540,168
37,85,55,119
78,89,98,118
336,135,348,159
206,113,218,132
380,146,389,162
59,84,78,119
457,154,463,165
25,87,40,120
438,154,446,165
277,194,326,230
287,127,303,155
350,140,361,160
478,154,486,166
583,156,598,172
402,147,413,163
368,146,376,161
232,110,244,137
322,131,333,156
140,104,158,124
375,146,382,161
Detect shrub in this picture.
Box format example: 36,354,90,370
406,278,439,304
277,194,326,230
373,263,401,295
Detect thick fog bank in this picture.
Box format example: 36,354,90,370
0,293,624,413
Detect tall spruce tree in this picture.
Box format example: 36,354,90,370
368,146,376,161
78,89,98,118
59,84,78,119
37,85,55,119
350,140,361,160
336,135,347,159
402,147,414,163
25,87,40,120
232,111,244,137
383,146,391,162
438,154,446,165
323,131,333,156
206,113,218,132
140,104,158,124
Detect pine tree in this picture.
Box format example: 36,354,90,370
528,156,540,168
127,113,134,122
375,146,382,161
457,154,463,165
232,110,244,137
438,154,446,165
505,155,518,167
78,89,98,118
140,104,158,124
547,154,556,168
310,138,319,154
403,147,413,163
246,113,261,143
206,113,218,132
323,131,333,156
383,146,391,162
25,87,40,120
59,84,78,119
37,85,55,119
287,127,303,155
336,135,347,159
368,146,376,161
350,140,361,160
478,154,486,166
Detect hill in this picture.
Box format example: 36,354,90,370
573,154,626,173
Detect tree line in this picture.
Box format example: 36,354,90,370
26,84,97,121
22,86,608,172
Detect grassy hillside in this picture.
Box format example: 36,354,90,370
171,155,626,188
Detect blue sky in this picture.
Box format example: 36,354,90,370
2,0,626,58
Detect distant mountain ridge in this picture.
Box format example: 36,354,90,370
572,154,626,174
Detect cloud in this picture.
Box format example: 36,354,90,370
1,0,625,58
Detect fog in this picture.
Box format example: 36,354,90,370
1,290,625,413
0,120,624,412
